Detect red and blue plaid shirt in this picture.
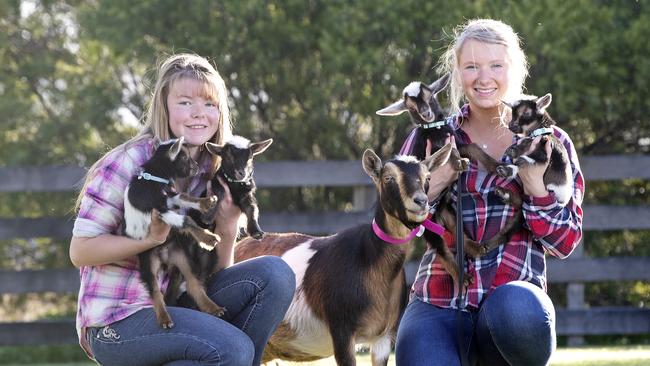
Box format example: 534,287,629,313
401,105,584,310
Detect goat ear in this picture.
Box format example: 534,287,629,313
428,73,451,95
376,100,408,116
536,93,552,111
362,149,383,182
169,136,184,160
251,138,273,156
423,142,453,171
501,100,514,109
204,142,224,156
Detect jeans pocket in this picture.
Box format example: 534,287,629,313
92,325,123,344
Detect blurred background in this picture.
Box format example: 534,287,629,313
0,0,648,364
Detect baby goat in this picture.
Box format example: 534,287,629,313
377,75,522,260
497,93,573,205
201,136,273,239
163,136,273,316
123,137,221,329
235,147,448,366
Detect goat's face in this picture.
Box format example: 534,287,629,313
363,150,440,225
205,136,273,182
505,93,552,136
156,137,198,178
376,73,450,126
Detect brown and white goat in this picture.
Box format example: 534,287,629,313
235,147,449,366
377,74,523,266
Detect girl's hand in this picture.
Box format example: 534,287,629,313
425,135,460,201
517,136,551,197
145,209,171,246
211,177,241,240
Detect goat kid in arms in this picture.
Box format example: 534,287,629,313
202,135,273,239
377,74,523,277
234,147,450,366
123,136,221,329
497,93,573,205
164,136,273,313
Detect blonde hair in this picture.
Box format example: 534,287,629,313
75,53,232,210
438,19,529,117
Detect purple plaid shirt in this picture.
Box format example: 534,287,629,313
72,136,212,354
401,105,584,310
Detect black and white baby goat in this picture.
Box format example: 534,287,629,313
377,74,523,265
163,136,273,322
123,137,221,329
497,93,573,205
202,135,273,239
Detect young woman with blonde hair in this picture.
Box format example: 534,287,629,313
395,19,584,365
70,53,295,365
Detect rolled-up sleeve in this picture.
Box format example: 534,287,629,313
73,141,152,237
522,127,584,258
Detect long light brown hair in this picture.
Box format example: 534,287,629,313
75,53,232,210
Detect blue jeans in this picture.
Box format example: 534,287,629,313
88,256,295,366
396,281,556,366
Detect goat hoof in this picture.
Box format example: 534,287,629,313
159,319,174,329
458,158,470,172
463,275,474,287
200,196,219,212
496,166,509,177
494,187,510,202
251,231,265,240
210,306,227,317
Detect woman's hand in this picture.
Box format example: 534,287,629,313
517,136,551,197
144,209,171,246
209,177,241,240
426,135,460,201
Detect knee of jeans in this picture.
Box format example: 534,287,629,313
482,281,555,334
213,335,254,365
256,256,296,300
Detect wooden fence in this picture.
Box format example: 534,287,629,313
1,155,649,346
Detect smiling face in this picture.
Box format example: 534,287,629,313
458,39,510,113
167,78,221,157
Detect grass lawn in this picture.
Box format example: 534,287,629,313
283,346,650,366
1,345,648,365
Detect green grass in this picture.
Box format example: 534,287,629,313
1,345,648,365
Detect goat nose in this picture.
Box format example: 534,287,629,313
413,196,428,209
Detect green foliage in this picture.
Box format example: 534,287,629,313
0,344,89,365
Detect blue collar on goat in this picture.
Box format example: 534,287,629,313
137,171,171,185
420,120,447,130
530,127,554,137
222,171,253,186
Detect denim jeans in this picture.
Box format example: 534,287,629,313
88,256,295,366
395,281,556,366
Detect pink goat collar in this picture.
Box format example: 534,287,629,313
372,217,445,245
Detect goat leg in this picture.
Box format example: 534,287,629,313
239,194,265,239
168,193,218,213
457,143,503,173
180,216,221,250
450,147,470,172
138,252,174,328
170,250,226,317
331,332,357,366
